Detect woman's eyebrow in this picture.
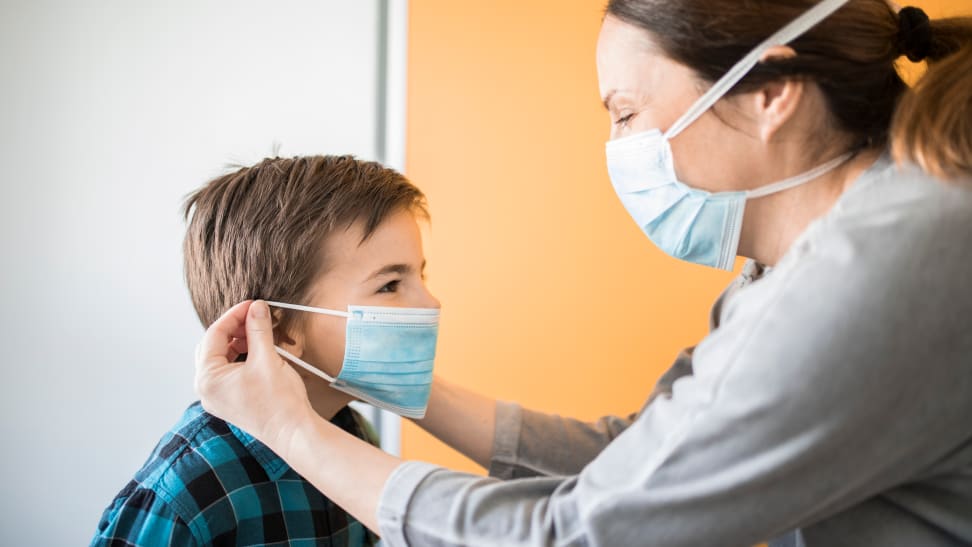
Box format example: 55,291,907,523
602,90,617,111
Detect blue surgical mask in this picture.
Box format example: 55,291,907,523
605,0,853,271
266,301,439,419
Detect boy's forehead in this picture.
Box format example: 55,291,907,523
320,208,424,274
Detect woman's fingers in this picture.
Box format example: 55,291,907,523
195,300,253,404
193,299,314,448
244,300,280,371
229,337,248,357
197,300,252,370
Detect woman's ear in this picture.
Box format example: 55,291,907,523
753,45,803,143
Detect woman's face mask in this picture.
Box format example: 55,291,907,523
598,0,853,270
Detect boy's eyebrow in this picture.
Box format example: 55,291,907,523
366,260,426,281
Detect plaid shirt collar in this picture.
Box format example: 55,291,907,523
225,406,368,481
226,422,290,481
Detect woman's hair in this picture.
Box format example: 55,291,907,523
183,155,428,338
605,0,972,181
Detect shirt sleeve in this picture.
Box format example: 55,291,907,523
484,275,731,482
488,348,693,480
91,487,198,547
375,226,972,546
487,402,638,479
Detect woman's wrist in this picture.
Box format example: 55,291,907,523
270,408,400,533
260,403,322,461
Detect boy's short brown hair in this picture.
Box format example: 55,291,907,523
183,155,427,336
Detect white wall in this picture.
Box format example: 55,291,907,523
0,1,385,544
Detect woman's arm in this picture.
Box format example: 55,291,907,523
285,413,400,533
417,372,650,478
197,300,665,537
195,300,396,532
411,377,497,468
194,300,634,535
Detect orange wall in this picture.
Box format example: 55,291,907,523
403,0,733,472
404,0,970,474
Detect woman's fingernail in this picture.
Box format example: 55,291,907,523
252,300,268,318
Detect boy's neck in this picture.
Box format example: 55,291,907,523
305,378,354,421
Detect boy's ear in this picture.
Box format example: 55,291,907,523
270,309,300,350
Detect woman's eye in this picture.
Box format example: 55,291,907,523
378,280,401,293
615,113,634,127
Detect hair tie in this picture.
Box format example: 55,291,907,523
898,6,933,62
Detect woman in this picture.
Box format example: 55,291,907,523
194,1,972,545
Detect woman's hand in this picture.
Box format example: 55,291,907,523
195,300,314,456
196,299,402,533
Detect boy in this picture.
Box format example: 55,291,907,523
91,155,437,546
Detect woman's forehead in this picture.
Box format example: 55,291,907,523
598,18,690,107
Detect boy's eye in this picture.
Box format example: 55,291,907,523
378,280,401,293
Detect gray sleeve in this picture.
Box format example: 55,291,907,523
488,349,695,479
487,402,638,479
485,273,731,481
375,220,972,546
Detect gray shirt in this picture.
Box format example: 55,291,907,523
377,156,972,546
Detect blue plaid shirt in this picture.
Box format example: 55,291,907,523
91,402,378,546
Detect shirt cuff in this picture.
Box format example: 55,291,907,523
377,460,441,546
487,400,523,479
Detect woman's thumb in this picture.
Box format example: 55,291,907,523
246,300,277,366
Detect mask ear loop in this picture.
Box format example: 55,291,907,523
266,301,350,318
745,151,855,199
274,346,338,383
664,0,851,141
265,300,350,383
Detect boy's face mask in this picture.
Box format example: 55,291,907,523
267,301,439,419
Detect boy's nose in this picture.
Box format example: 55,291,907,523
421,286,441,309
